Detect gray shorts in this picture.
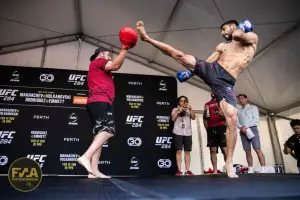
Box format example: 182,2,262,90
240,126,261,151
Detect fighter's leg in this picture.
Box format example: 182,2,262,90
136,21,196,70
88,147,101,179
219,100,239,178
218,125,228,162
78,132,113,176
88,146,111,179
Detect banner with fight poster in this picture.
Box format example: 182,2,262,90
0,65,177,176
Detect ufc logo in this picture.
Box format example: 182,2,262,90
0,89,18,96
68,74,86,82
126,116,144,123
0,131,15,139
157,159,172,168
156,137,172,144
27,155,47,163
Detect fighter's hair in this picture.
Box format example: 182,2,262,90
238,94,247,98
177,95,189,105
220,20,239,29
290,119,300,128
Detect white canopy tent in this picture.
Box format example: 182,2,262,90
1,0,300,114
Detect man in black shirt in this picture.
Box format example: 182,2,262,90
283,119,300,173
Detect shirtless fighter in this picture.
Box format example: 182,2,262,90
136,20,258,178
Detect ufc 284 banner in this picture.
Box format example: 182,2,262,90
0,65,177,176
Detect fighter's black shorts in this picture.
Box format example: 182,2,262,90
194,59,237,107
207,125,227,148
87,102,116,136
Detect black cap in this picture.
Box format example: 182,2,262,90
90,47,110,62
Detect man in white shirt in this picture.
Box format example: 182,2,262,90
237,94,266,173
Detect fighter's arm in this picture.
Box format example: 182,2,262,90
104,49,128,71
205,43,223,63
232,29,258,46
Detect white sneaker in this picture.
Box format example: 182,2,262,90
260,166,268,173
248,166,254,174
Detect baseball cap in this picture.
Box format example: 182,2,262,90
90,47,110,62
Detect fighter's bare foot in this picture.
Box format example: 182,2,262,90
88,174,98,179
77,156,95,176
226,162,239,178
136,21,150,42
94,171,111,179
213,170,218,175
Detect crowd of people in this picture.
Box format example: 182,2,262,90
171,93,300,175
171,92,268,175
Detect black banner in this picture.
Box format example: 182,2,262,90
0,65,177,176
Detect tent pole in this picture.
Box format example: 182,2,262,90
267,115,285,169
40,40,47,68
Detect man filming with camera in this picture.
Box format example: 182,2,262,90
171,96,195,176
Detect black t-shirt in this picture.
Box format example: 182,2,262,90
285,134,300,167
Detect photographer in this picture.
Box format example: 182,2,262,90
171,96,195,176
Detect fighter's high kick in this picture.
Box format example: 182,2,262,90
136,19,258,178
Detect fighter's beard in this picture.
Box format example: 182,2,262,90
224,35,232,41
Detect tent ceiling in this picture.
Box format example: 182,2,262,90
1,0,300,113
